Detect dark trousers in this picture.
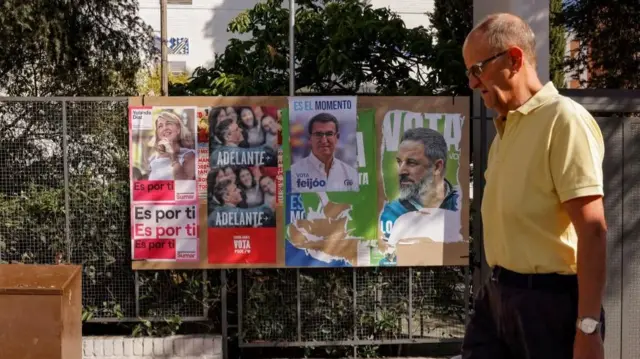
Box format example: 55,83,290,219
461,266,605,359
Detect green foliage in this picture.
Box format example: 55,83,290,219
427,0,473,96
179,0,438,96
550,0,566,88
0,0,156,96
137,66,191,96
563,0,640,89
0,0,473,346
0,1,169,329
0,100,223,334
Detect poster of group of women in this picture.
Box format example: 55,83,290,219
128,96,469,270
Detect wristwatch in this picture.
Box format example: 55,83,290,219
576,317,601,334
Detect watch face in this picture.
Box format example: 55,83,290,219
581,318,599,333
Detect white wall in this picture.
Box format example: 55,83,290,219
138,0,435,72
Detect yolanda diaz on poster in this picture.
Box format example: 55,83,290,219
129,106,200,262
288,96,359,193
377,109,468,267
207,105,281,264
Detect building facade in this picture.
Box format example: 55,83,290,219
138,0,435,73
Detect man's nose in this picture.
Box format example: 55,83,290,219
398,163,408,174
468,75,481,90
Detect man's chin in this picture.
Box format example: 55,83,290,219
398,189,417,201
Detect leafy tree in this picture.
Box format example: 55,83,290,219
0,0,156,320
549,0,566,88
180,0,437,96
0,0,156,97
563,0,640,89
426,0,473,96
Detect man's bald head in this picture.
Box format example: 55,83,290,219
465,13,537,67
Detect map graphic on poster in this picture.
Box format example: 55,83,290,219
206,105,282,264
284,108,377,267
377,110,468,266
128,106,200,262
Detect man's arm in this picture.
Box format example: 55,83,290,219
562,195,607,320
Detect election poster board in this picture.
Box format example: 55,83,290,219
128,96,469,270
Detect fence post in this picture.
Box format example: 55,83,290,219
408,267,413,339
296,268,302,342
62,100,71,263
237,269,243,346
221,269,228,359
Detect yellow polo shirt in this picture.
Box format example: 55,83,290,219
481,81,604,275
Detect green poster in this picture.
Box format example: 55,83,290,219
377,109,467,267
283,106,378,267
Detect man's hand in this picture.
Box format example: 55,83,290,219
573,331,604,359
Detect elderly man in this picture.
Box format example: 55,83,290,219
461,13,607,359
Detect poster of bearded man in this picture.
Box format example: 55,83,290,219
376,106,469,267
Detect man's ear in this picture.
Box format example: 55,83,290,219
507,47,525,72
434,159,445,176
336,132,340,140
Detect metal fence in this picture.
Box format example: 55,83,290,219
0,97,471,356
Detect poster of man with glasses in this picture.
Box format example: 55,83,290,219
288,96,359,193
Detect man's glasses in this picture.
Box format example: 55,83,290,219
311,131,336,139
466,50,508,78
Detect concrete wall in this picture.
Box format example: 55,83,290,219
82,335,222,359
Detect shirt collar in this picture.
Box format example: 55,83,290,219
513,81,558,115
493,81,558,136
307,151,334,171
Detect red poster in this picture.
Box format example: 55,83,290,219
204,105,281,264
207,228,277,264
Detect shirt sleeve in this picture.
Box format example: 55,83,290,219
549,100,605,203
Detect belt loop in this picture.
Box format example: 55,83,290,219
491,266,500,282
527,275,533,289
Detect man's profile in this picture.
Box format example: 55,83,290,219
378,127,460,260
289,112,359,193
207,178,275,228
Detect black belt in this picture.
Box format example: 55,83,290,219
491,266,577,291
